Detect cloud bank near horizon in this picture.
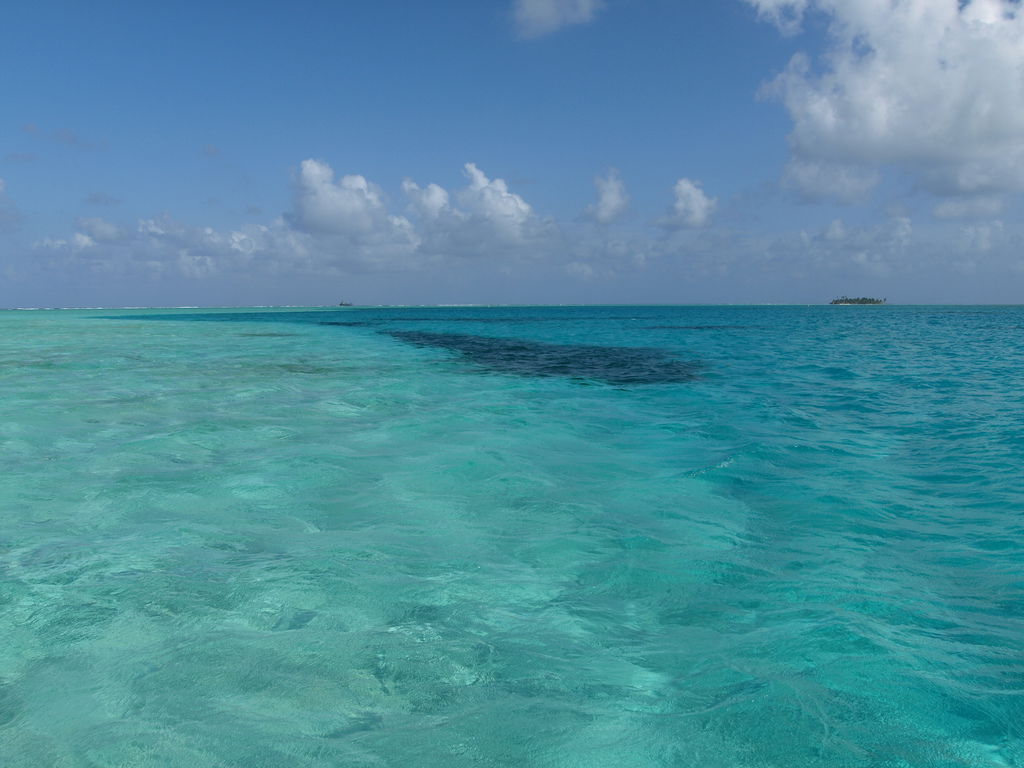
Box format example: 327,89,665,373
21,155,1019,304
29,160,720,281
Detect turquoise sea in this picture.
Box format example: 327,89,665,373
1,304,1021,767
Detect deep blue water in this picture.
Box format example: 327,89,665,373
0,304,1021,766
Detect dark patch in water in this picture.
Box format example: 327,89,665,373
238,332,301,337
318,321,379,327
387,331,700,384
318,317,622,326
368,315,622,323
643,325,757,331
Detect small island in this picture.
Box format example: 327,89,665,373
830,296,886,305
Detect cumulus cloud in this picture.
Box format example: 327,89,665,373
458,162,535,239
586,169,628,224
402,179,455,221
292,159,390,235
289,159,420,268
661,178,716,228
748,0,1024,201
514,0,605,38
400,178,475,258
400,163,556,259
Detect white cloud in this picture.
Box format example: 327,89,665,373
514,0,605,38
586,169,628,224
401,179,455,221
661,178,716,228
458,162,535,240
293,158,389,235
400,163,558,260
400,178,472,259
749,0,1024,200
289,159,420,269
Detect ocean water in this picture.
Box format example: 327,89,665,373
0,304,1021,767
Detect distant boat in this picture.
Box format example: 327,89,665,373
338,301,353,307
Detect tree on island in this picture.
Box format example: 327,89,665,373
830,296,886,305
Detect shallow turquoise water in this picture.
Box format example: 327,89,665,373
0,305,1021,767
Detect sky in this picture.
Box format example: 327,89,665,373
2,0,1024,307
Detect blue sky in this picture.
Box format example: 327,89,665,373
2,0,1023,306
